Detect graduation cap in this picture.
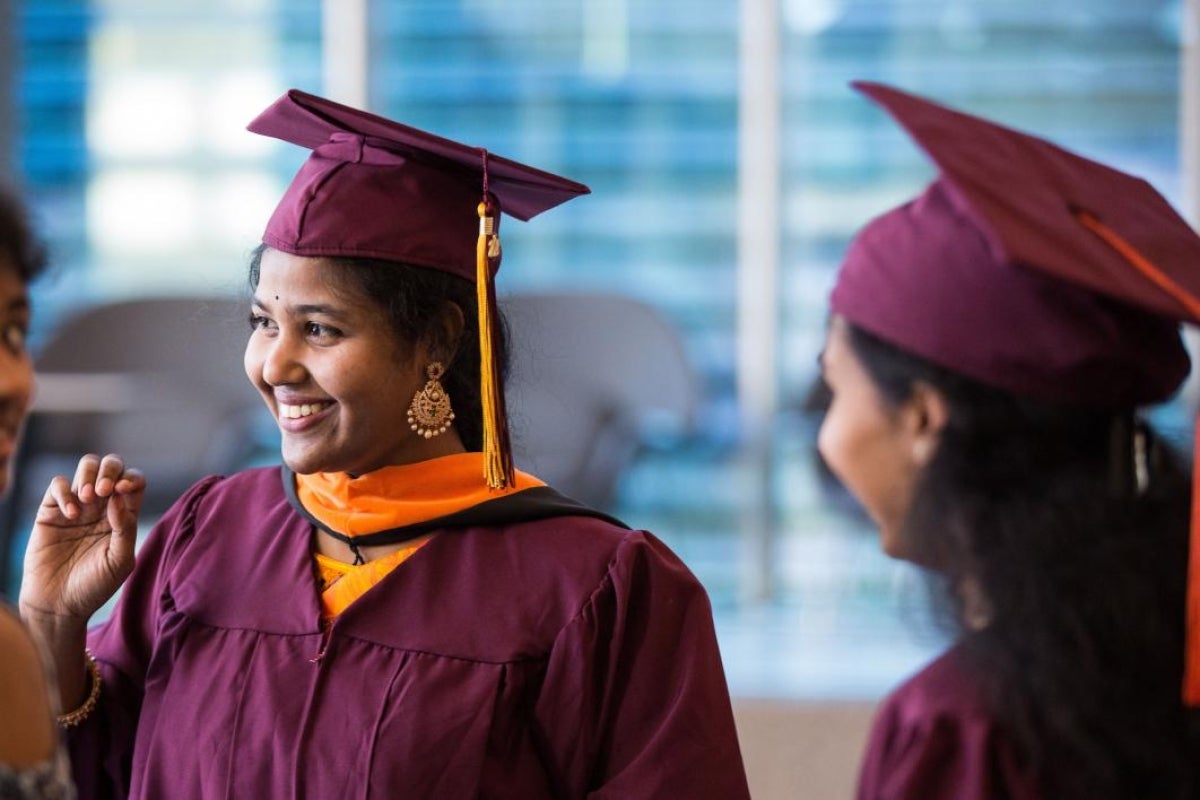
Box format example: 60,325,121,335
828,82,1200,703
248,89,590,490
832,81,1200,407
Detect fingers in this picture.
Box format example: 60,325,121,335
105,468,145,529
114,468,147,518
105,490,140,566
71,453,101,502
92,454,128,498
68,453,139,497
46,454,144,521
40,475,80,520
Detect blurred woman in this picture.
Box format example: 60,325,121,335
0,186,73,799
820,83,1200,799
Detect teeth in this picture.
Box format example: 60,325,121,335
280,402,329,419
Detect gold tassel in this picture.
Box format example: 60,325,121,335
477,199,514,489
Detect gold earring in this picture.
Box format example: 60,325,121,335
408,362,455,439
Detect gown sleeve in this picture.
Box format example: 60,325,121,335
65,477,222,800
855,650,1040,800
536,530,751,799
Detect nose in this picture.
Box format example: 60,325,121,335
0,349,34,420
253,331,306,388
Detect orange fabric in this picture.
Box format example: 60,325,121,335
296,452,543,538
1188,423,1200,705
300,452,544,620
315,536,434,618
1074,209,1200,705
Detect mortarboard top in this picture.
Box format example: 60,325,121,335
248,89,591,491
831,81,1200,409
829,81,1200,707
247,88,590,281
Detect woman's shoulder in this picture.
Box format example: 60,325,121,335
0,605,46,689
200,464,286,497
880,645,987,723
0,604,50,696
0,605,58,769
858,645,1039,799
165,466,290,520
139,466,300,571
488,510,699,591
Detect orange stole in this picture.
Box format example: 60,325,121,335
315,537,433,619
301,453,544,620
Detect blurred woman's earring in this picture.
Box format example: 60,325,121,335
408,362,455,439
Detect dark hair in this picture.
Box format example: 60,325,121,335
248,245,508,452
0,186,48,284
846,321,1199,799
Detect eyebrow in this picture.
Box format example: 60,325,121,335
251,296,349,320
2,296,30,319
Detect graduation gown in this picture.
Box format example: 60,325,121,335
67,467,750,799
855,646,1040,800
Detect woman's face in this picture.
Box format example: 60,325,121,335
245,249,455,476
0,259,32,496
817,316,926,560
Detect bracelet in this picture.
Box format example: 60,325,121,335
57,649,101,729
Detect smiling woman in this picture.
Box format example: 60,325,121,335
18,90,750,800
245,249,462,478
0,191,39,497
0,186,73,799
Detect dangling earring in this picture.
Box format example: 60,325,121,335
912,438,933,466
408,362,455,439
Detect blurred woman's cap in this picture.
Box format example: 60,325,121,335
830,81,1200,408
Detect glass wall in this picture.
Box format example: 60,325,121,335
770,0,1184,695
5,0,1186,698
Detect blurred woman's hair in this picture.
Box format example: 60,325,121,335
0,186,48,283
846,320,1198,800
248,245,509,452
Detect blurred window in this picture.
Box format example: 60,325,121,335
8,0,1184,698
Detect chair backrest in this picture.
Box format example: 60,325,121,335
4,291,697,587
501,291,698,510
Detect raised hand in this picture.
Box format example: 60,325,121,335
20,453,147,624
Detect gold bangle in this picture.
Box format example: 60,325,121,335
57,648,101,729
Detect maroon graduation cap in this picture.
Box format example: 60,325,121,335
248,89,590,489
832,81,1200,407
829,81,1200,704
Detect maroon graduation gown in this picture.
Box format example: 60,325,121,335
67,467,750,799
856,646,1040,800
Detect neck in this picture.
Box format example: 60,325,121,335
345,432,468,479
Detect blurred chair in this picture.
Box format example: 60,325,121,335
1,295,274,594
1,291,700,593
502,292,699,510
